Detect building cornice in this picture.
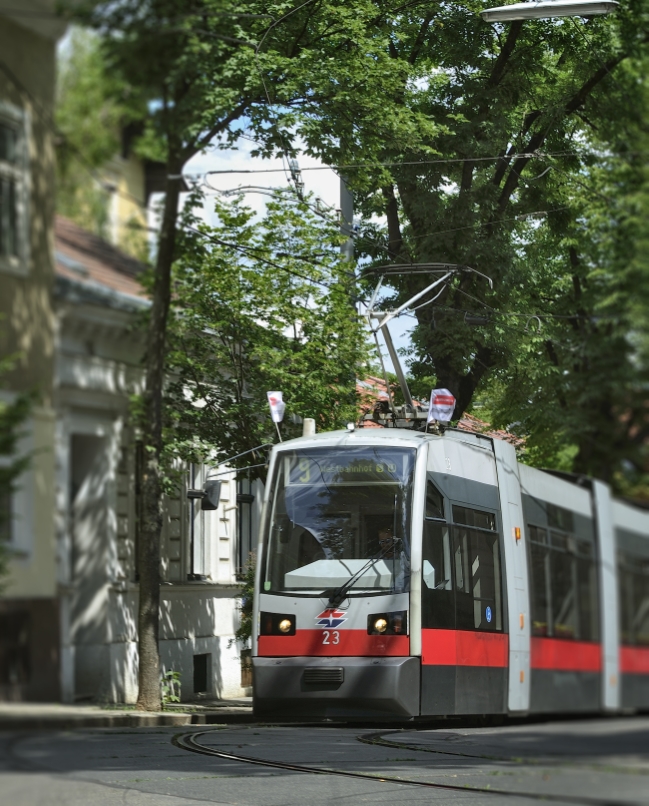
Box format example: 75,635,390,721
55,275,150,315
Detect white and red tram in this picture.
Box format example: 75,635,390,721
252,426,649,720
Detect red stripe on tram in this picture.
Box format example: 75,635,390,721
421,629,509,667
620,646,649,674
258,630,410,657
530,637,602,672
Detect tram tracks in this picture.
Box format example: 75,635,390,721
360,730,649,773
173,728,643,806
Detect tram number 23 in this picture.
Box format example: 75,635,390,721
322,630,340,645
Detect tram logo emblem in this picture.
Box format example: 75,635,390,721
315,608,347,628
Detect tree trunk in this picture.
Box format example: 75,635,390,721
136,156,183,712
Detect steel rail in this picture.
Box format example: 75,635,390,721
173,729,638,806
359,730,649,774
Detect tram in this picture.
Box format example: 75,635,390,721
252,423,649,720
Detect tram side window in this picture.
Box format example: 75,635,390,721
547,504,574,533
422,501,502,633
422,521,456,629
528,523,598,641
529,526,550,636
453,505,496,532
426,481,445,520
618,552,649,646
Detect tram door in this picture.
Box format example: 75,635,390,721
420,476,508,715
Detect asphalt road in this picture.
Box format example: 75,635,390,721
1,716,649,805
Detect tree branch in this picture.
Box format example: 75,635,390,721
184,99,254,160
492,109,541,186
460,21,524,196
409,13,434,64
496,54,625,213
485,20,524,90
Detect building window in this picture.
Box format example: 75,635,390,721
425,480,445,520
528,523,599,641
0,103,28,275
236,476,255,579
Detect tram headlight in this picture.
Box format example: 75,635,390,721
367,611,408,636
260,612,296,636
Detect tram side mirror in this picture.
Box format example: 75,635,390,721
201,480,222,511
187,480,221,510
423,560,436,589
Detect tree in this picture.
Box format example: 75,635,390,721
68,0,270,711
56,27,146,249
69,0,401,710
166,191,367,468
483,52,649,490
65,0,649,713
252,3,649,484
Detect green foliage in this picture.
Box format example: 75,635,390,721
164,190,369,473
160,670,181,705
59,2,649,489
231,555,256,648
250,3,649,486
476,52,649,489
56,27,146,239
69,1,283,165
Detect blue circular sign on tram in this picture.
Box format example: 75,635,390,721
485,606,492,623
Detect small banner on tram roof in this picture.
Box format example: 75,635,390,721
267,391,286,423
427,388,456,423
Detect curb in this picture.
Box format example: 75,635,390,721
0,710,256,730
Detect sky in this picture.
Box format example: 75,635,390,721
182,140,415,378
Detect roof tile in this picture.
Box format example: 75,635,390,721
54,215,147,300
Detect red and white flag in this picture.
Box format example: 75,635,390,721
267,391,286,423
427,388,456,424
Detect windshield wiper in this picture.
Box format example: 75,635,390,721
327,540,400,608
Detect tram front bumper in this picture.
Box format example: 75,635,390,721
252,656,420,720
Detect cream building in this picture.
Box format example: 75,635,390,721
0,0,64,701
0,3,258,704
53,216,261,704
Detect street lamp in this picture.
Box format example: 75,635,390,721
481,0,618,22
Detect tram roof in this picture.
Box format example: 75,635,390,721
274,426,495,451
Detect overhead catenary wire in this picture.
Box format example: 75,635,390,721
252,0,321,196
177,139,641,183
175,148,614,180
24,4,634,216
183,224,365,302
13,45,619,251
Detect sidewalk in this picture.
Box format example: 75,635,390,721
0,698,254,730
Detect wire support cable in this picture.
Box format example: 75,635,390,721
190,149,604,178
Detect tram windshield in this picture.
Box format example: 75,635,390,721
262,446,415,595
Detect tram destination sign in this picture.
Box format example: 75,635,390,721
286,448,415,486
